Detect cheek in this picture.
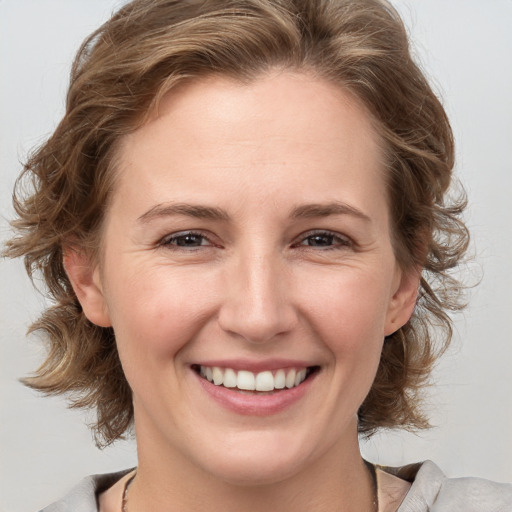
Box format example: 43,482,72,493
300,267,391,400
301,268,392,346
103,262,217,362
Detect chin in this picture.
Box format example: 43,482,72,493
190,430,320,487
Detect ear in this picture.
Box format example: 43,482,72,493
384,266,421,336
63,248,112,328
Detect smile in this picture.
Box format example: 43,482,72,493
193,365,317,393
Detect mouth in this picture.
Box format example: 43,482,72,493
192,364,320,394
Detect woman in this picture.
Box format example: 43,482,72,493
4,0,511,511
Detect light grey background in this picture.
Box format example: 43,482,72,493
1,1,511,510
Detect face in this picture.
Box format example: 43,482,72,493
70,71,417,485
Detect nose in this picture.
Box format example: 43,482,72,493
217,250,298,344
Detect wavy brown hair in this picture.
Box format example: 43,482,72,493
4,0,469,446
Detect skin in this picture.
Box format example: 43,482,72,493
66,71,419,512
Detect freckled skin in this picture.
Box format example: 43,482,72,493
69,71,418,511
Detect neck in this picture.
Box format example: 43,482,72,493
128,422,375,512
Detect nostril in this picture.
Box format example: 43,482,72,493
217,312,298,344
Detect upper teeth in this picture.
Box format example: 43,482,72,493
199,366,308,392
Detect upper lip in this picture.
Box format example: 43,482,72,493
191,358,316,373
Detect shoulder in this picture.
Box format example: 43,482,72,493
387,460,512,512
38,469,133,512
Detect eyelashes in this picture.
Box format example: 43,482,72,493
160,231,214,249
293,230,352,250
159,229,353,252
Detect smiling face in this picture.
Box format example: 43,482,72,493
68,71,418,487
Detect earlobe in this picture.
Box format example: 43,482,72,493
63,248,112,328
384,267,421,336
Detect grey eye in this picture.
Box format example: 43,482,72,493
162,232,210,248
297,231,351,249
174,234,206,246
304,234,336,247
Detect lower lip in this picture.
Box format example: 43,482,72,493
194,370,317,416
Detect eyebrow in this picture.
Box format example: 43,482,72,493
137,203,230,223
291,202,372,223
137,201,371,224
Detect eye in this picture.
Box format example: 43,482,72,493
160,231,212,249
295,230,352,250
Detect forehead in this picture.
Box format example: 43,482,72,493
112,71,387,219
149,71,380,147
